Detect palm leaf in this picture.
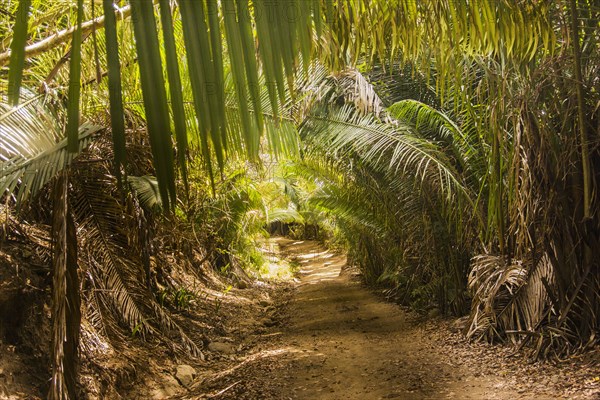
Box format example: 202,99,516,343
130,0,176,210
158,0,189,195
267,207,304,224
6,0,31,105
387,99,482,175
333,69,391,122
0,93,103,206
72,164,153,338
466,253,555,353
72,148,200,355
302,104,472,204
177,0,218,183
222,0,258,159
102,0,127,184
65,0,83,153
127,175,163,212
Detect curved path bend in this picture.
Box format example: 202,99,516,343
197,239,574,400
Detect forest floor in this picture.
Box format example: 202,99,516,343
3,237,599,399
178,238,599,400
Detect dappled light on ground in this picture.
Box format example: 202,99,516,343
188,239,599,399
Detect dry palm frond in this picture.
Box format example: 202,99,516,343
466,253,555,347
148,301,202,357
73,170,153,339
70,137,203,356
333,69,391,122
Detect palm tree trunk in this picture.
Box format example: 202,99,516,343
49,171,81,400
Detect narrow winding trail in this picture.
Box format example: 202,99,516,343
196,239,594,399
274,239,447,399
261,239,522,400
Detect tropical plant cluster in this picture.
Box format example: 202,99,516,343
0,0,599,398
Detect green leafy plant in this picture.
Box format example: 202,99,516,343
173,287,196,311
130,319,153,339
157,286,197,311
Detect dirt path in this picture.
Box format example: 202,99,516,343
261,239,521,399
195,239,599,399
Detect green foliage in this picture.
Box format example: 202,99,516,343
158,286,197,311
0,92,102,207
294,68,477,316
6,0,31,106
1,0,598,363
184,159,296,276
130,321,146,339
127,175,163,212
243,246,266,272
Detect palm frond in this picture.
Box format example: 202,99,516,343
127,175,163,212
466,253,555,350
333,69,391,122
387,99,485,177
102,0,127,184
388,100,469,150
6,0,31,105
72,146,201,356
72,166,153,339
302,104,472,204
267,207,304,225
65,0,83,153
308,184,386,235
0,93,102,206
130,0,176,210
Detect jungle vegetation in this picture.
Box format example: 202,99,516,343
0,1,598,398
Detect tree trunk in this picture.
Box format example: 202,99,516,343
49,171,81,400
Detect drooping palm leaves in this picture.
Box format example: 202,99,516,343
4,0,556,206
129,0,177,210
0,92,102,206
6,0,31,105
71,136,201,356
467,253,556,356
65,0,83,154
102,0,127,185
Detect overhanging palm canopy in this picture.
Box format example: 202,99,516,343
2,0,555,209
0,2,598,392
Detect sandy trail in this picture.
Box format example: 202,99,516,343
196,239,594,399
252,239,547,400
279,239,442,399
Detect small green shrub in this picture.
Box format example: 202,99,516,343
157,286,197,311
